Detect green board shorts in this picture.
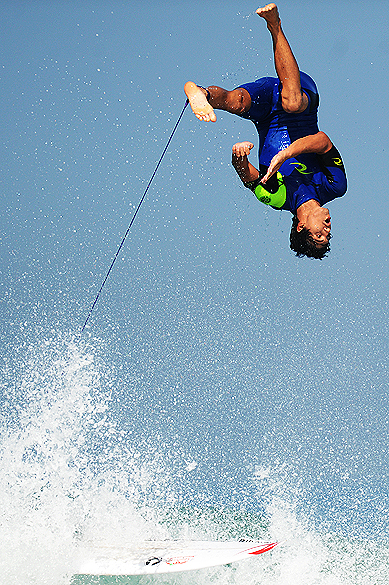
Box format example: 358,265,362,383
244,172,286,209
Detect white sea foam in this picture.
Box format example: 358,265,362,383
1,336,388,585
0,337,171,584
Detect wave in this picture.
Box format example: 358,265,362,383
0,335,388,584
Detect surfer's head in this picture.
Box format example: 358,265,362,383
289,215,331,259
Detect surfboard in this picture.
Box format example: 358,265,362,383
75,540,278,576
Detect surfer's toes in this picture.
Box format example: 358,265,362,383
184,81,217,122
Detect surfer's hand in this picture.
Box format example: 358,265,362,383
261,149,288,183
232,141,254,157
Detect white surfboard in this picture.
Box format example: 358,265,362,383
76,540,278,575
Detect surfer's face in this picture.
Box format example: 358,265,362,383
304,207,331,246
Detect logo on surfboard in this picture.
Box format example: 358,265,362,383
166,555,194,565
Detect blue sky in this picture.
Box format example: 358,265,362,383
1,0,389,536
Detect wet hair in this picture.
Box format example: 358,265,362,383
289,215,331,259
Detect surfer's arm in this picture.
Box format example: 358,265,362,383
232,142,260,183
261,131,333,183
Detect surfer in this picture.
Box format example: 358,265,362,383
231,134,346,258
184,3,347,258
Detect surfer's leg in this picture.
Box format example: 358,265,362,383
184,81,251,122
256,3,308,114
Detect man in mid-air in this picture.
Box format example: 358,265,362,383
184,3,347,259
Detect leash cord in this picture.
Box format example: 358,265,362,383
80,98,189,334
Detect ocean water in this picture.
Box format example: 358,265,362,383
1,336,388,585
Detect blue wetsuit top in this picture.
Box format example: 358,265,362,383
237,73,347,212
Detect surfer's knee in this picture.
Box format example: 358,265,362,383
222,88,251,115
281,91,308,114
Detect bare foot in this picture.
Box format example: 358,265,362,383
256,3,281,29
184,81,217,122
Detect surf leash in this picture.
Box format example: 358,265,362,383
80,98,189,335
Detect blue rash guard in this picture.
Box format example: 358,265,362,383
236,73,347,213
